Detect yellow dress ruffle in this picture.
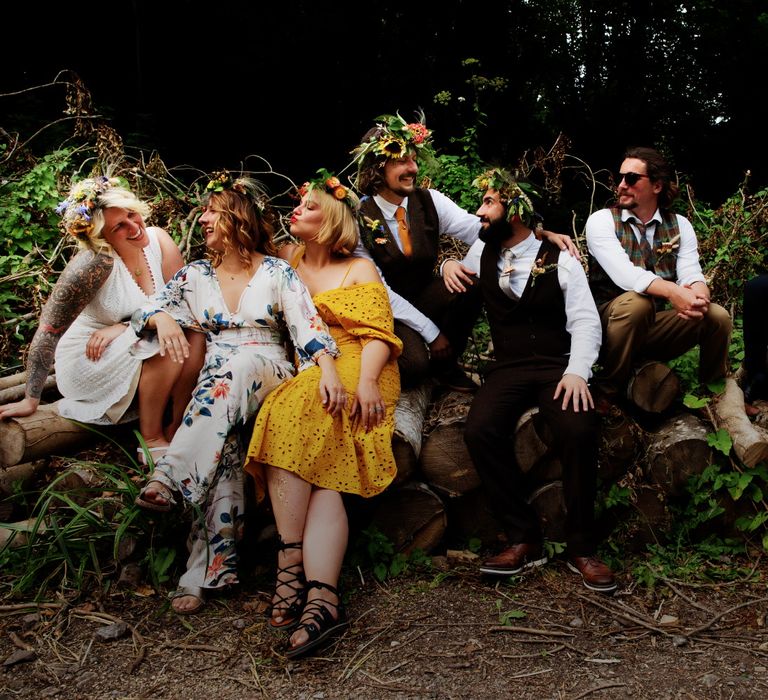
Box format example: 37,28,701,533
245,282,402,499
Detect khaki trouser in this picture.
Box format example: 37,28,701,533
598,291,732,388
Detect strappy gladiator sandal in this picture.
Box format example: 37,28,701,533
270,540,306,630
285,580,348,659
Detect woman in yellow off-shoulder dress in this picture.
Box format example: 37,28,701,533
245,172,401,659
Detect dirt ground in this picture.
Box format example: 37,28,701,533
2,557,768,700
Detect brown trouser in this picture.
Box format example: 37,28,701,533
598,291,732,388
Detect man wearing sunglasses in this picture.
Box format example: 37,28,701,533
585,147,731,402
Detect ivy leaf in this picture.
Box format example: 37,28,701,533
707,429,733,456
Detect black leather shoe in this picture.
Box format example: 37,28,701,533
480,543,547,576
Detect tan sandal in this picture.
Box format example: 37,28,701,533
135,479,177,512
169,586,205,614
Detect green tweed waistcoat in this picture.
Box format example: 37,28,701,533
589,206,681,308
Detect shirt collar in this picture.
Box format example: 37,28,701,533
373,193,408,219
502,231,537,257
620,208,663,226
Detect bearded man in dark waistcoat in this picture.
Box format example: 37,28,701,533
351,113,577,391
460,168,616,593
586,147,731,399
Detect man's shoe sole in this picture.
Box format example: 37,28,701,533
567,561,617,593
479,556,548,576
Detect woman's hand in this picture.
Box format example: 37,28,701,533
0,396,40,420
153,312,190,363
317,355,346,416
350,377,386,432
85,323,128,362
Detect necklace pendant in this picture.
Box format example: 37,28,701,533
134,268,142,276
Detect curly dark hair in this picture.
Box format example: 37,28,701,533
623,146,680,209
355,126,389,196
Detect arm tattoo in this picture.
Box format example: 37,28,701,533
25,251,114,399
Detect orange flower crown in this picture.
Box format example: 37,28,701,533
299,169,360,213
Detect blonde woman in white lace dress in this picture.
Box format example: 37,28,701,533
0,177,202,457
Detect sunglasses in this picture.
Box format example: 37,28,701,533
617,172,649,186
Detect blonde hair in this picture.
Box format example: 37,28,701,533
82,188,151,254
308,189,360,256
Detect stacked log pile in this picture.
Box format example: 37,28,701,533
1,362,760,558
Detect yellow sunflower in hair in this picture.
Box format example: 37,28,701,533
376,136,407,159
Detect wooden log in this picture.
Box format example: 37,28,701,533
646,412,713,497
598,409,642,483
712,377,768,467
0,371,27,391
528,481,566,542
420,391,479,497
0,375,57,404
392,384,431,486
369,482,447,555
627,361,680,413
0,401,93,468
620,484,673,552
514,407,550,474
0,460,47,505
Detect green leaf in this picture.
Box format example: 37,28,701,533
684,394,709,409
707,429,732,456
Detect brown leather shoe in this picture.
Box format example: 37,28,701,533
567,556,617,593
479,543,547,576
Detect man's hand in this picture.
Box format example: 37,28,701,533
428,332,452,360
541,230,581,260
553,374,594,412
668,283,707,321
442,260,477,293
686,281,711,314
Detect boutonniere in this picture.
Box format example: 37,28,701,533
530,252,559,285
360,215,391,248
656,234,681,259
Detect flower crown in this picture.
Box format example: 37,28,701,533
299,169,360,213
352,112,434,164
472,167,540,228
55,176,121,239
204,170,269,215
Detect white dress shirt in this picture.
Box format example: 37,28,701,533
460,234,601,380
585,208,706,294
353,189,482,343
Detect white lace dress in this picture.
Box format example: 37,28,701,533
54,228,165,424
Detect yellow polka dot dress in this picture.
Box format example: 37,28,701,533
245,281,402,499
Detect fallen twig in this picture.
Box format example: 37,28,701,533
489,625,575,638
576,593,674,638
661,577,715,614
686,596,768,638
572,681,627,699
502,644,565,659
0,602,64,613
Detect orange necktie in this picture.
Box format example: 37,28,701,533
394,206,413,257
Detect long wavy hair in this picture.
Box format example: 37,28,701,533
204,182,276,268
306,188,360,256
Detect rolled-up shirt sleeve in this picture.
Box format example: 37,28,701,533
675,215,707,287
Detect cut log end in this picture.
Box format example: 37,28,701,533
627,361,680,413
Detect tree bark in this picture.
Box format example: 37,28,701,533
598,409,642,483
392,384,432,487
0,402,93,467
627,361,680,413
712,377,768,467
420,391,479,497
0,371,27,391
0,375,57,404
646,413,713,497
528,480,566,542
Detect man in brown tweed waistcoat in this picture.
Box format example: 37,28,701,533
585,147,731,399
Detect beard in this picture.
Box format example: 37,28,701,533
478,217,510,244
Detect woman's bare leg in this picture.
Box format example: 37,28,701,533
138,353,184,448
166,330,206,441
290,488,348,648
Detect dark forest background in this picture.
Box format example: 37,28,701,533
3,0,767,210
